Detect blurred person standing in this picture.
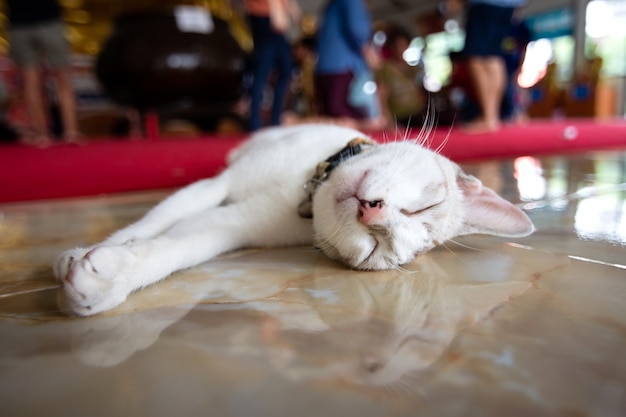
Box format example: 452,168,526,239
375,26,426,128
5,0,80,146
450,0,526,132
284,36,317,118
244,0,301,131
500,12,531,122
315,0,379,122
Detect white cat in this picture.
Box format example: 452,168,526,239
54,124,534,316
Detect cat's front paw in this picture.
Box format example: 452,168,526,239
55,246,134,316
54,247,91,283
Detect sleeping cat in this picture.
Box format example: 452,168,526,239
54,124,534,316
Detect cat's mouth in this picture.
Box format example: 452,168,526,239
357,239,380,269
359,223,404,270
329,195,400,270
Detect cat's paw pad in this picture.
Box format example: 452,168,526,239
81,246,132,278
54,247,90,282
57,246,135,316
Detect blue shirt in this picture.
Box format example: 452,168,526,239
316,0,372,75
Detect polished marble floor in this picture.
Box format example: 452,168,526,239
1,150,626,417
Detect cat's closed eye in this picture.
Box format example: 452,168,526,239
400,201,442,217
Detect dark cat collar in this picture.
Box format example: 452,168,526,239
298,137,377,218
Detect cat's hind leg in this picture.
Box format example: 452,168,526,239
105,175,232,244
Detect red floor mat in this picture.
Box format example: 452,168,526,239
1,119,625,203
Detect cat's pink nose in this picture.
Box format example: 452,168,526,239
358,200,384,225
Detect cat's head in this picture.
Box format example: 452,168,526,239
311,141,534,270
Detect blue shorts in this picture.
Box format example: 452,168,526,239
463,3,515,57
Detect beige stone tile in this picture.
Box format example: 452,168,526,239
0,152,625,417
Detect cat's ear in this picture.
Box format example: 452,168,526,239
456,172,535,237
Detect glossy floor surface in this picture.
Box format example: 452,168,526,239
1,150,626,417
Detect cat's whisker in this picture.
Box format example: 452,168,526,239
417,121,429,148
317,226,344,248
300,245,323,254
381,128,391,145
445,239,486,252
413,97,433,148
432,118,455,156
390,116,403,141
314,214,355,251
405,117,413,140
439,242,469,266
422,113,437,149
390,122,400,143
390,263,412,274
408,129,420,146
386,375,420,396
399,117,413,143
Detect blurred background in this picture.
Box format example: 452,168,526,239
0,0,623,138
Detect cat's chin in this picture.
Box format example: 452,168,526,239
318,234,405,271
317,205,431,271
350,239,413,271
313,192,402,270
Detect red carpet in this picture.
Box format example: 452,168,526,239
1,119,625,203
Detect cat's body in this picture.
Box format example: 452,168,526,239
54,124,534,316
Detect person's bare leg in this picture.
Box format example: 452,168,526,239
466,56,506,133
53,68,80,142
22,66,52,146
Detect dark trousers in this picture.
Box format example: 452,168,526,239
315,72,366,119
247,15,292,131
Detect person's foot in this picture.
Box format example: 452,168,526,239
462,118,501,134
21,134,53,148
63,131,85,145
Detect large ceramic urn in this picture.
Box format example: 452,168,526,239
96,8,246,113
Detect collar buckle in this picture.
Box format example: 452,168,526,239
297,137,377,219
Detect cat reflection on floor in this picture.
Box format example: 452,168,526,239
258,257,530,388
69,255,530,390
54,124,533,316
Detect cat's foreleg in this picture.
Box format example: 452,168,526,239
56,204,256,316
54,176,231,287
